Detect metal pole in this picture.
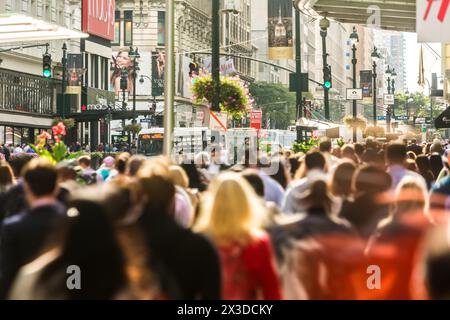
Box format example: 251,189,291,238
386,77,392,133
211,0,221,112
163,0,175,157
61,42,67,119
321,29,330,120
352,44,357,142
295,9,303,142
373,61,377,126
132,53,137,145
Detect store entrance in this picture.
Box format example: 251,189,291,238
0,126,48,146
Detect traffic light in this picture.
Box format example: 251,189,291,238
120,68,128,91
189,62,199,77
323,65,332,90
42,53,52,78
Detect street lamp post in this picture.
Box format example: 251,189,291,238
320,16,330,120
385,65,392,132
211,0,221,113
293,1,304,142
349,26,359,143
371,46,381,126
61,42,67,120
129,46,140,146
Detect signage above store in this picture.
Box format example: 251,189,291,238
82,0,115,41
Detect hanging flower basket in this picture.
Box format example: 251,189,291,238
343,116,367,130
191,74,252,119
52,118,75,129
364,126,386,138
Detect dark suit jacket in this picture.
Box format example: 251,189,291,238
0,202,66,299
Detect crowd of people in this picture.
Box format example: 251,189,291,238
0,136,449,300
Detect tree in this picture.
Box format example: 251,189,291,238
249,82,312,129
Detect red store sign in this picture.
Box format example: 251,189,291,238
82,0,116,41
250,110,263,130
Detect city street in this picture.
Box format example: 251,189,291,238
0,0,450,307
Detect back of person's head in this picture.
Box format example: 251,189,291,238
268,158,289,189
411,138,417,144
22,158,57,197
39,200,126,299
361,148,380,164
407,151,417,160
116,153,130,174
331,161,356,198
354,143,365,158
0,160,14,188
386,142,407,165
241,169,265,198
137,157,170,178
303,179,333,214
197,173,263,245
430,153,444,177
9,153,34,178
78,155,91,168
416,155,432,172
304,151,326,171
394,178,429,218
319,137,332,153
430,142,444,155
169,165,189,189
139,174,176,216
353,164,392,195
126,155,146,177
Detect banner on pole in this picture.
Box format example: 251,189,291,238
268,0,293,60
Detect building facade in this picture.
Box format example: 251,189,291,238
0,0,82,146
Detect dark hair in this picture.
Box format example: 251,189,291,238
269,159,289,189
241,170,265,198
288,156,300,178
9,153,34,178
331,161,356,198
78,156,91,167
429,153,444,180
411,138,417,144
319,138,332,153
304,151,326,171
354,143,365,157
39,200,127,299
0,160,14,188
127,155,146,177
22,158,57,197
181,163,206,191
140,175,176,216
304,180,333,214
386,143,407,165
353,164,392,195
116,153,130,174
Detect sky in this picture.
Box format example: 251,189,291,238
403,32,442,94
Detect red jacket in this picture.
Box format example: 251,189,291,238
218,232,282,300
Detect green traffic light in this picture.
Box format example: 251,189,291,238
43,69,51,78
323,81,331,89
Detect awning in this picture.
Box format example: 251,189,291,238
297,0,416,32
435,107,450,129
0,14,89,44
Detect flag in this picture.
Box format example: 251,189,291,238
418,45,425,87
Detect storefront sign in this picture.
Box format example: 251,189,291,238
250,110,263,130
82,0,115,40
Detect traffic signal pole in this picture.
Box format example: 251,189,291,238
320,29,330,120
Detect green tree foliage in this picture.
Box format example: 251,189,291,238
249,82,311,129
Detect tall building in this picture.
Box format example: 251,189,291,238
113,0,256,129
374,30,407,93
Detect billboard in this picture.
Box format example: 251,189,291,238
268,0,293,60
152,50,165,97
110,49,136,96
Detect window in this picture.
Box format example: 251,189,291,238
124,11,133,46
113,11,121,45
157,11,165,46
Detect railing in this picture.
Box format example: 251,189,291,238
0,68,55,115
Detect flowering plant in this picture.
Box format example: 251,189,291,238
30,122,80,164
191,74,253,119
292,137,320,154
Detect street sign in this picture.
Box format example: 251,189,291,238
346,88,363,100
377,116,386,121
384,94,395,105
140,119,151,123
395,115,409,121
250,110,263,130
417,0,450,42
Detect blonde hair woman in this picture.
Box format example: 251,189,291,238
197,173,281,300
